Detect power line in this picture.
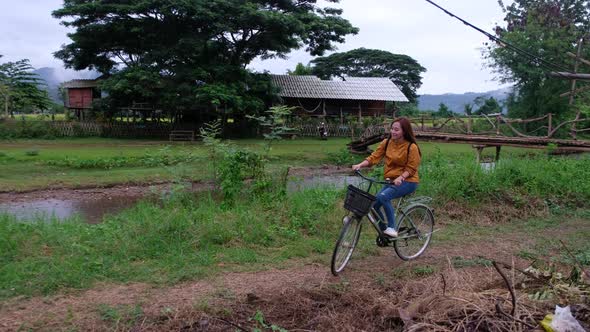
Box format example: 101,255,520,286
422,0,573,74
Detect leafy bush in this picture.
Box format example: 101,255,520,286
24,149,39,156
218,149,265,205
0,119,60,139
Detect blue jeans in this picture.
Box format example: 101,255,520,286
374,182,418,230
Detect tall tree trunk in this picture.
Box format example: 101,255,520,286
4,95,8,119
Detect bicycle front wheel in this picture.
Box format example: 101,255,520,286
331,216,362,276
394,205,434,261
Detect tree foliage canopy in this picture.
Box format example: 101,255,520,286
0,55,52,117
473,96,502,115
52,0,358,116
435,103,454,117
287,63,314,76
486,0,590,119
310,48,426,102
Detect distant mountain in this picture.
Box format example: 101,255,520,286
33,67,100,103
417,87,512,114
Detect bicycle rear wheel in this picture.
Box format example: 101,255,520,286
394,205,434,261
331,216,362,276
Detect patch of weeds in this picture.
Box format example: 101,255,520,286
24,149,39,156
221,247,259,264
330,278,350,293
97,304,143,328
374,273,386,286
0,151,6,157
194,298,211,313
160,307,174,317
218,307,233,317
544,198,563,214
212,287,236,300
517,250,538,260
412,265,435,276
279,243,310,259
523,216,561,231
309,238,331,254
326,148,360,166
390,266,410,279
250,310,288,332
451,256,492,268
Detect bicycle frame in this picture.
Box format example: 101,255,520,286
354,170,428,241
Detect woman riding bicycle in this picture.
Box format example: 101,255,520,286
352,117,421,238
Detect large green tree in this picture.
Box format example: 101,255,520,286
486,0,590,121
310,48,426,102
0,56,52,118
52,0,358,117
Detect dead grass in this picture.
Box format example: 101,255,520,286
437,197,549,226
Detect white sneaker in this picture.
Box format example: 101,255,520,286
342,216,351,225
384,227,398,237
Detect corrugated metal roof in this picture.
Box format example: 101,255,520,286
271,75,408,102
63,79,100,88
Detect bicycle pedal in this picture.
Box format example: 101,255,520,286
375,236,391,247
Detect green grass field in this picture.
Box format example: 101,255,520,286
0,137,542,191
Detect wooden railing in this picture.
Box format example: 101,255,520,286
355,114,590,142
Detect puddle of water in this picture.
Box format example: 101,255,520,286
480,162,496,172
0,175,364,224
287,175,362,192
0,195,141,224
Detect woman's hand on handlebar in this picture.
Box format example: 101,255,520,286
352,160,368,171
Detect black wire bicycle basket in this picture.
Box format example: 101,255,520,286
344,185,376,217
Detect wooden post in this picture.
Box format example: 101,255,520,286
473,145,484,164
495,145,501,162
467,116,472,134
496,115,501,135
421,115,424,131
358,102,362,123
340,107,343,125
570,38,584,139
548,113,553,137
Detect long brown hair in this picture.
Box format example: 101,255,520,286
391,117,421,155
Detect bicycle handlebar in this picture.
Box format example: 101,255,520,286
353,169,391,185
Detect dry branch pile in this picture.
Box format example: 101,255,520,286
132,258,588,331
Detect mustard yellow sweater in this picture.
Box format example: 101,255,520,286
365,139,421,183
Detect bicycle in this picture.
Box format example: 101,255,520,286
331,169,435,276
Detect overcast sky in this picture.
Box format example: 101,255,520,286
0,0,512,94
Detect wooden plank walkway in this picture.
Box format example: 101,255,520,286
416,132,590,151
349,132,590,154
